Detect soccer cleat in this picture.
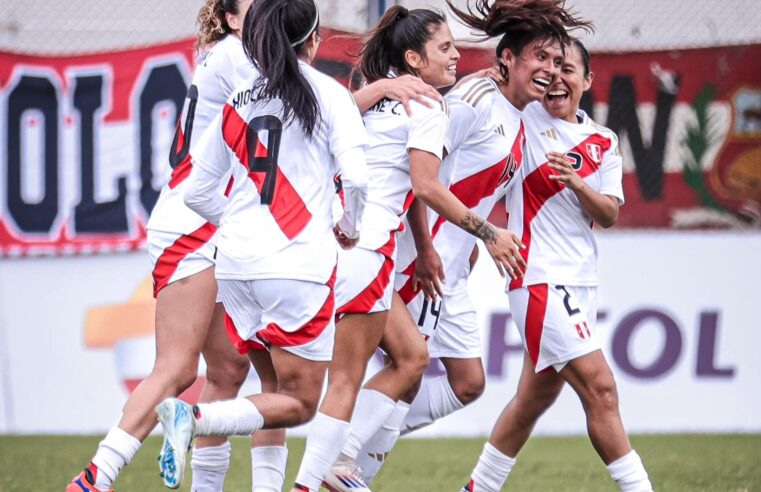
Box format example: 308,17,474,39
66,464,114,492
155,398,196,489
322,454,372,491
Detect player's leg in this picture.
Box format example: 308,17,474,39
324,292,428,492
462,351,565,491
296,248,394,492
68,261,218,492
560,350,653,491
248,348,289,492
156,277,333,489
190,303,251,492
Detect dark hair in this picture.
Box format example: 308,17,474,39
358,5,448,83
446,0,593,80
571,38,592,76
242,0,321,137
196,0,243,51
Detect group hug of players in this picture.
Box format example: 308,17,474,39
67,0,655,491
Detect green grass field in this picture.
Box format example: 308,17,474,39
1,434,759,491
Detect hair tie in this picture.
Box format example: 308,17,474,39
396,7,409,20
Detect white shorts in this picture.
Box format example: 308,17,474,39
335,246,395,318
218,273,336,362
147,225,217,299
405,277,482,359
508,283,599,373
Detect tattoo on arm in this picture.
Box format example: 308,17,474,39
461,211,498,243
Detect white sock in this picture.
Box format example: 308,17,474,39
356,401,410,484
194,398,264,436
251,445,288,492
401,376,464,435
190,441,231,492
294,412,351,491
341,389,397,460
607,450,653,492
470,442,516,492
91,427,141,489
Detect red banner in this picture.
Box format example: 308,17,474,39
1,33,759,256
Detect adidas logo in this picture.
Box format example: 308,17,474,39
541,128,559,140
366,451,389,463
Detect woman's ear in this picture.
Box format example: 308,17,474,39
405,49,423,71
498,47,514,72
226,11,241,33
584,71,595,91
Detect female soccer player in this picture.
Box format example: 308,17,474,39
460,39,653,492
350,1,592,487
67,2,255,490
313,6,535,492
152,0,372,490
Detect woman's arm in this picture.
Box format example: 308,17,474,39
333,146,369,249
546,151,619,227
184,166,227,226
409,149,526,279
353,75,442,115
406,198,445,299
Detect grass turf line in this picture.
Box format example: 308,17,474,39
0,434,759,491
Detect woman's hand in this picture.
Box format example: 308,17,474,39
413,247,446,300
333,225,359,250
547,151,584,191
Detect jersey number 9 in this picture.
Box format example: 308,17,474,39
246,115,283,205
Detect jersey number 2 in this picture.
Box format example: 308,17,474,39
246,115,283,205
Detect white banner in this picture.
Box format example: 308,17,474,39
0,232,759,435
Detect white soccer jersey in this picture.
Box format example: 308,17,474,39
508,101,624,290
190,61,368,284
356,95,448,256
396,77,524,297
147,35,256,234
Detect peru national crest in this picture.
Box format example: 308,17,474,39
586,143,603,164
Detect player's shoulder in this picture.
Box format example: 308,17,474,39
409,96,450,120
203,35,245,65
448,77,499,109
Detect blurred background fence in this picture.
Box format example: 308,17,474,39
0,1,759,436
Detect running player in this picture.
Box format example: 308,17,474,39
67,2,254,491
152,0,369,490
352,0,593,486
318,6,533,492
460,39,653,492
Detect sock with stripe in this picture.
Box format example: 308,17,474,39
401,375,464,435
194,398,264,436
251,445,288,492
356,400,410,484
607,450,653,492
189,441,231,491
91,427,141,489
294,412,351,491
341,389,398,460
469,442,516,492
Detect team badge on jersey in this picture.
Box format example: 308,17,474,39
586,143,602,164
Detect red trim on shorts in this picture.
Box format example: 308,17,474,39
222,104,312,240
151,221,217,298
509,133,610,290
257,268,337,348
337,246,395,316
224,312,266,354
168,125,192,189
396,261,418,305
525,284,549,369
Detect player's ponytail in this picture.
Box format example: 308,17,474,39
446,0,593,80
358,6,448,83
196,0,242,51
242,0,321,138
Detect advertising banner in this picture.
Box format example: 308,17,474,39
0,233,758,435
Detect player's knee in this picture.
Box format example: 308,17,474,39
205,356,249,392
584,374,619,413
400,346,430,382
450,372,485,405
154,357,199,393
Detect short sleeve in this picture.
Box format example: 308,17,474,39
597,134,625,205
190,111,231,177
407,99,448,160
443,96,480,154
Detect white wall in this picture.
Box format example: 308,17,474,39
1,232,759,435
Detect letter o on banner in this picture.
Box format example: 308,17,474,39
612,309,682,378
